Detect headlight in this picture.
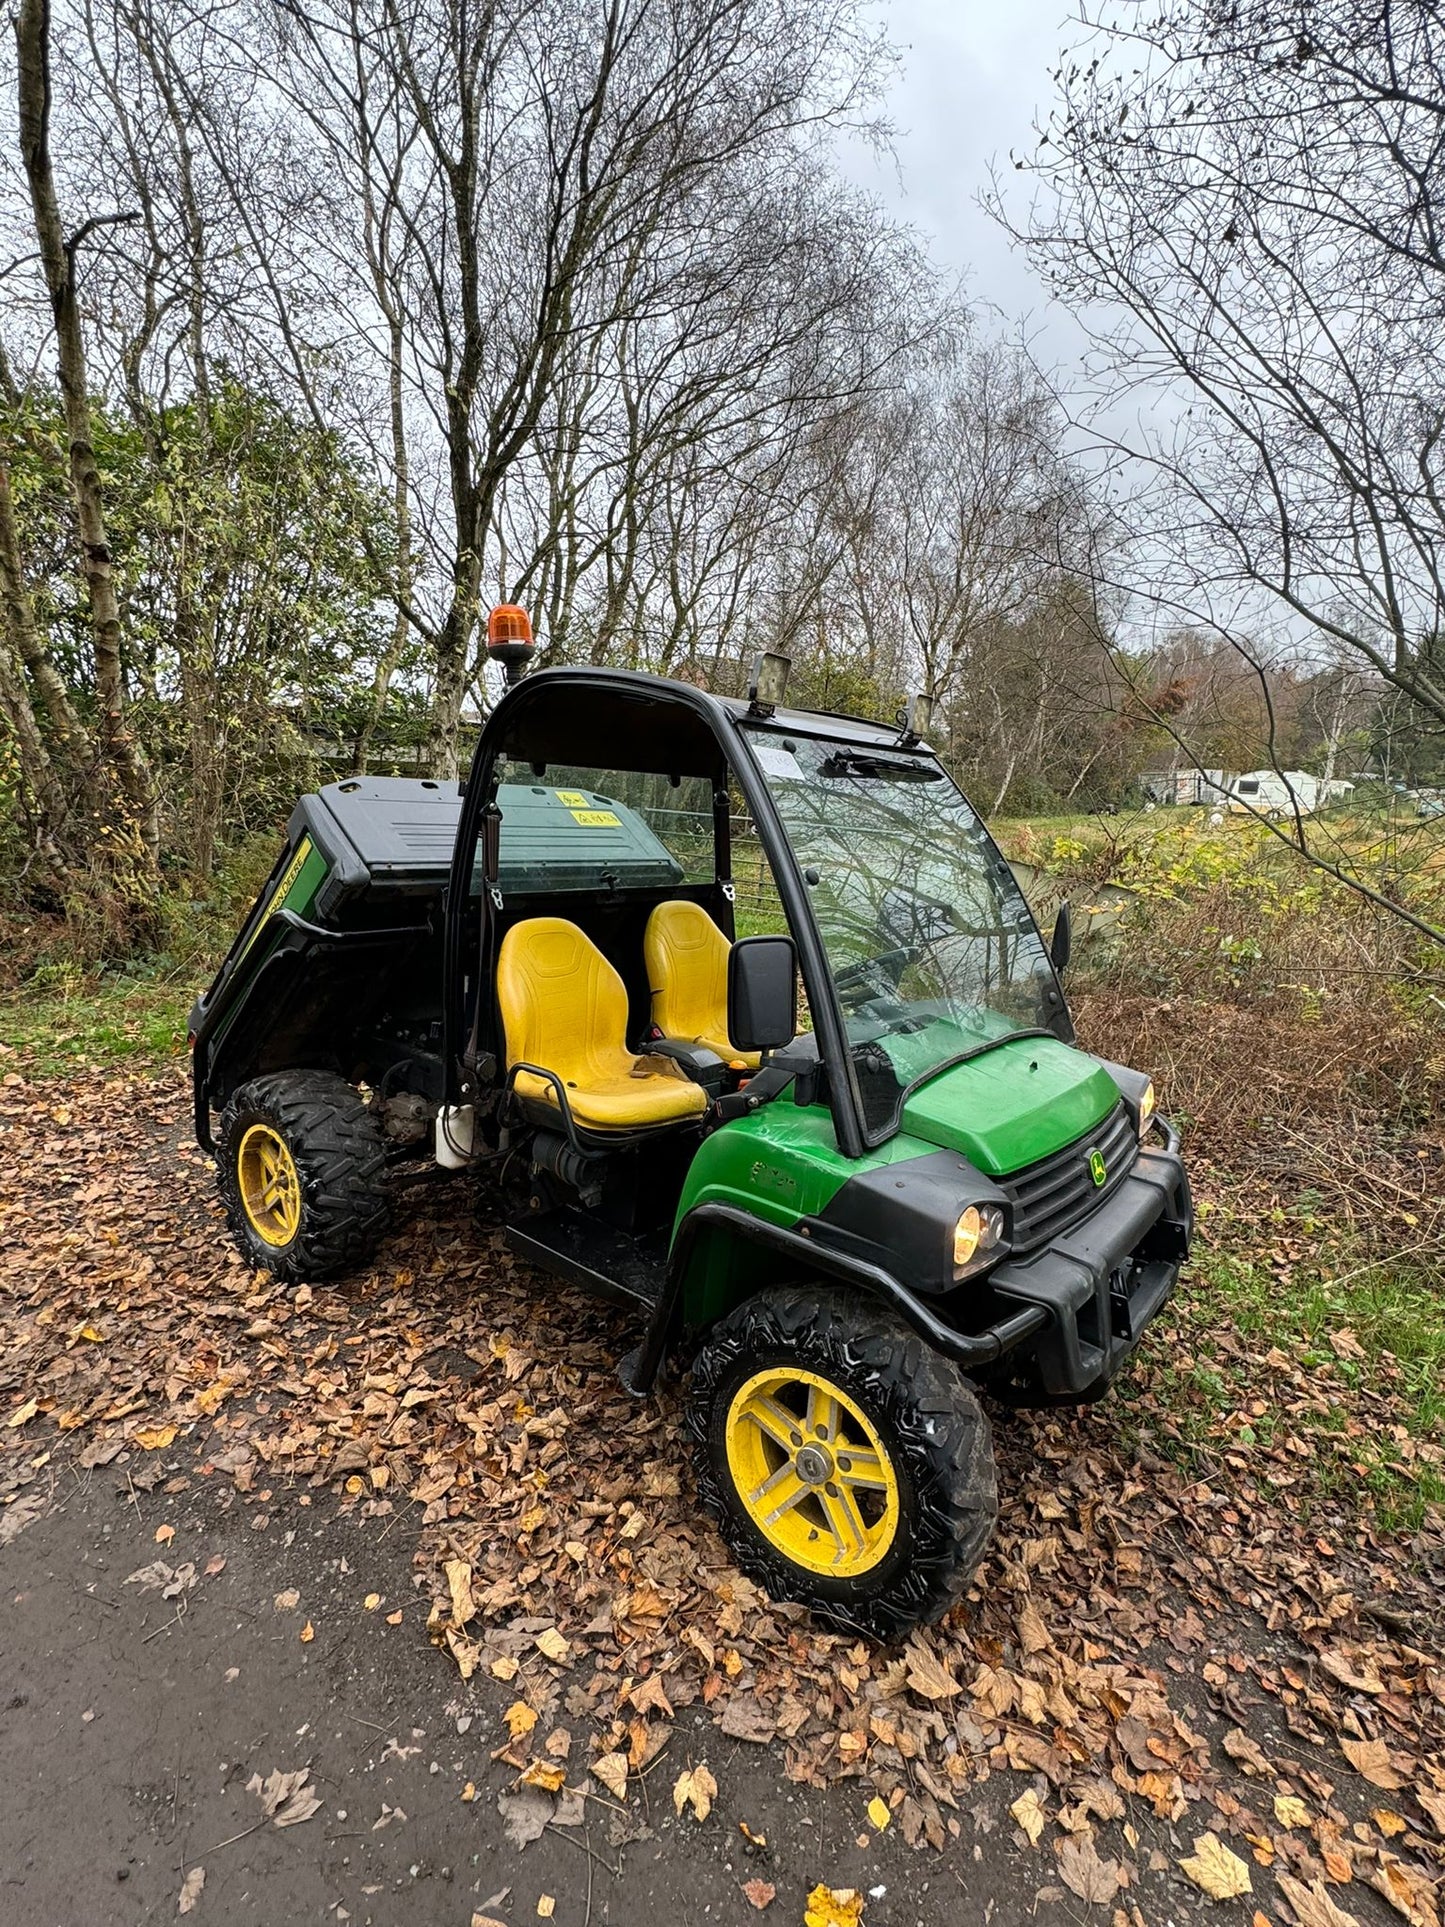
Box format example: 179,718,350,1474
1138,1081,1156,1137
953,1203,1006,1273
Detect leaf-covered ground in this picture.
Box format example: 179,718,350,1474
1,1058,1443,1925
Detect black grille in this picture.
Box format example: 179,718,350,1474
998,1102,1138,1252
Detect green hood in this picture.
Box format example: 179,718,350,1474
899,1035,1118,1176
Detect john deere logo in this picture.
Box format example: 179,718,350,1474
1089,1148,1108,1187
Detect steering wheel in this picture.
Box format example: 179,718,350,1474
833,946,918,1006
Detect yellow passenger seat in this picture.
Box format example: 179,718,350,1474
497,917,709,1132
644,900,761,1069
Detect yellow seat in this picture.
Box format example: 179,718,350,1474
644,900,761,1069
497,918,708,1132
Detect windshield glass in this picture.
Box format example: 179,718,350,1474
745,728,1060,1139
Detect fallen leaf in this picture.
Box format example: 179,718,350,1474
1416,1791,1445,1835
1371,1854,1440,1927
592,1752,628,1800
504,1702,538,1742
1276,1873,1363,1927
1056,1832,1126,1904
490,1655,520,1682
299,1621,314,1643
363,1592,381,1611
630,1674,674,1720
177,1865,204,1914
1224,1729,1272,1775
673,1764,717,1823
273,1588,299,1611
7,1398,38,1428
535,1627,570,1663
904,1643,960,1701
1341,1738,1406,1791
803,1887,864,1927
246,1767,321,1829
1010,1787,1048,1846
154,1524,175,1545
866,1795,891,1832
537,1898,555,1919
522,1760,567,1794
1275,1794,1311,1830
718,1697,775,1743
444,1557,474,1627
498,1787,552,1849
135,1425,177,1450
1179,1832,1253,1902
0,1490,48,1545
1018,1597,1051,1654
471,1917,508,1927
742,1877,776,1911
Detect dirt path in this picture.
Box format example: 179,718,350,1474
1,1065,1442,1926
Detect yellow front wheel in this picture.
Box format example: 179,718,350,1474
725,1367,900,1578
688,1286,998,1640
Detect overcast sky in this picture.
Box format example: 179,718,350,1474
840,0,1086,357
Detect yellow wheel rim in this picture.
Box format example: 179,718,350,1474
725,1366,901,1578
237,1123,302,1247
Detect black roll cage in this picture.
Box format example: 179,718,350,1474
443,666,874,1157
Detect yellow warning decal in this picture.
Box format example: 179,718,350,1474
554,789,589,807
270,835,313,909
233,835,314,969
570,809,621,828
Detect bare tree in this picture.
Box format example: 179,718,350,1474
1007,0,1445,731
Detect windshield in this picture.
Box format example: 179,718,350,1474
746,728,1061,1140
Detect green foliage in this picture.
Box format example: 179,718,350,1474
2,379,401,885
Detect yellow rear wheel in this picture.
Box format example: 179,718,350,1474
236,1122,302,1247
218,1071,390,1282
725,1366,900,1577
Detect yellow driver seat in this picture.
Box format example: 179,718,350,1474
497,917,709,1132
644,900,761,1069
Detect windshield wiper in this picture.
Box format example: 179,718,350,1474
820,750,941,782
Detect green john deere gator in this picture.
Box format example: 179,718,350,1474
191,621,1191,1638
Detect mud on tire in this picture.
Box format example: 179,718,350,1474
686,1285,997,1641
218,1070,390,1283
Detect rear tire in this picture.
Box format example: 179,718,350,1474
686,1285,997,1640
218,1071,390,1282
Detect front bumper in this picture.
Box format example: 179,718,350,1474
986,1120,1192,1398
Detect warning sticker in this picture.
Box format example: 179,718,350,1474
554,789,590,807
569,809,621,828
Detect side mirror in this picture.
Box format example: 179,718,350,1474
728,935,797,1053
1049,899,1072,974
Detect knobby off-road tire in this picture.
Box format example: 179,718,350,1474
686,1285,997,1641
218,1071,390,1283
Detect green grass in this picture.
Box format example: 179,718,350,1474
1124,1229,1445,1533
0,970,194,1076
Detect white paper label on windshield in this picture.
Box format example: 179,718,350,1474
752,743,803,781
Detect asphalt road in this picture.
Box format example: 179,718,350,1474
0,1460,996,1927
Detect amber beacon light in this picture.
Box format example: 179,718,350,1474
486,603,536,686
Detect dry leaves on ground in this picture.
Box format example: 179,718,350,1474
1,1066,1443,1925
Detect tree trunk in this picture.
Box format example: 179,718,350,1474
0,459,94,790
14,0,159,873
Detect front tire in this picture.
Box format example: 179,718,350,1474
686,1286,997,1640
218,1071,390,1282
